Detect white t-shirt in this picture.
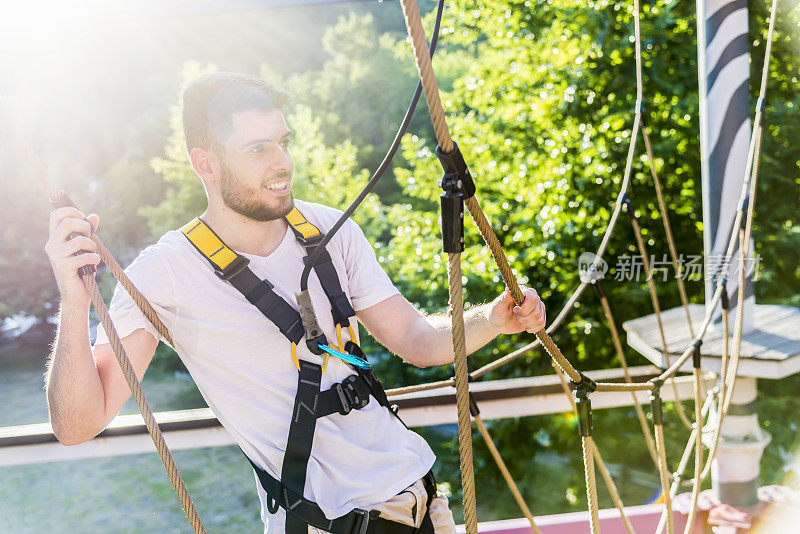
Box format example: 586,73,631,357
94,199,436,531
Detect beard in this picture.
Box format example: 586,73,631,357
219,161,294,222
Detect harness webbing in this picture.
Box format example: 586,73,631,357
180,204,427,534
181,209,355,333
283,360,324,534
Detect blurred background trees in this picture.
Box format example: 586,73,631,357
1,0,798,521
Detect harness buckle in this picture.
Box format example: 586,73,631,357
214,255,251,281
350,508,370,534
334,383,353,415
296,232,325,248
334,375,368,416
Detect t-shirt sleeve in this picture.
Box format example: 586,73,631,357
93,245,175,348
338,218,400,311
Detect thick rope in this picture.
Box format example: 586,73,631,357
446,253,478,534
595,444,636,534
398,0,453,153
654,391,714,534
682,367,705,534
87,276,206,533
399,0,584,386
697,298,731,481
93,235,174,346
386,377,454,397
653,419,674,534
552,363,635,530
465,198,583,382
630,131,700,429
595,381,655,392
582,436,601,534
7,126,174,346
465,203,579,379
9,124,204,533
473,413,543,534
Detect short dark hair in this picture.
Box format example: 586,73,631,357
182,72,291,154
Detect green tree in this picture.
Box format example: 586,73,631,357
371,0,799,519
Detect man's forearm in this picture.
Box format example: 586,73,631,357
416,304,499,367
45,300,107,445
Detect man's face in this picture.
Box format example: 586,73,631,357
217,108,295,222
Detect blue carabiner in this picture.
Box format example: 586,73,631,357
317,344,372,370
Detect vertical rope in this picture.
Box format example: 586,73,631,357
594,448,637,534
651,384,676,534
398,0,453,153
654,391,714,534
9,122,203,532
87,278,206,533
473,413,542,534
446,253,478,534
93,235,174,346
698,298,730,480
682,367,705,534
581,436,601,534
653,419,674,534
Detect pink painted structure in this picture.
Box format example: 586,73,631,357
455,504,687,534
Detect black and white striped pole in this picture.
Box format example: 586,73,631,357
696,0,770,508
697,0,756,331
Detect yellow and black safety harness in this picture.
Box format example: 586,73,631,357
181,206,435,534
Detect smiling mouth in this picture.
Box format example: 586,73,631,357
264,180,290,191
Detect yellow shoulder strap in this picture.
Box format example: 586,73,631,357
180,218,239,272
181,204,322,269
285,206,322,243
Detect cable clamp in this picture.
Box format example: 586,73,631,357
436,143,473,254
692,339,703,368
650,381,664,425
720,280,730,310
573,387,594,437
619,193,635,218
569,372,597,395
755,97,765,112
635,98,646,115
436,142,475,198
739,196,750,218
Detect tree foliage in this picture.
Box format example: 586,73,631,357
2,0,798,521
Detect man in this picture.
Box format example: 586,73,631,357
44,72,546,533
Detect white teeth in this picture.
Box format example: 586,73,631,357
266,181,288,191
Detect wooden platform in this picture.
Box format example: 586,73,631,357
622,304,800,379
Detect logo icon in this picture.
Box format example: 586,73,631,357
578,252,608,283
